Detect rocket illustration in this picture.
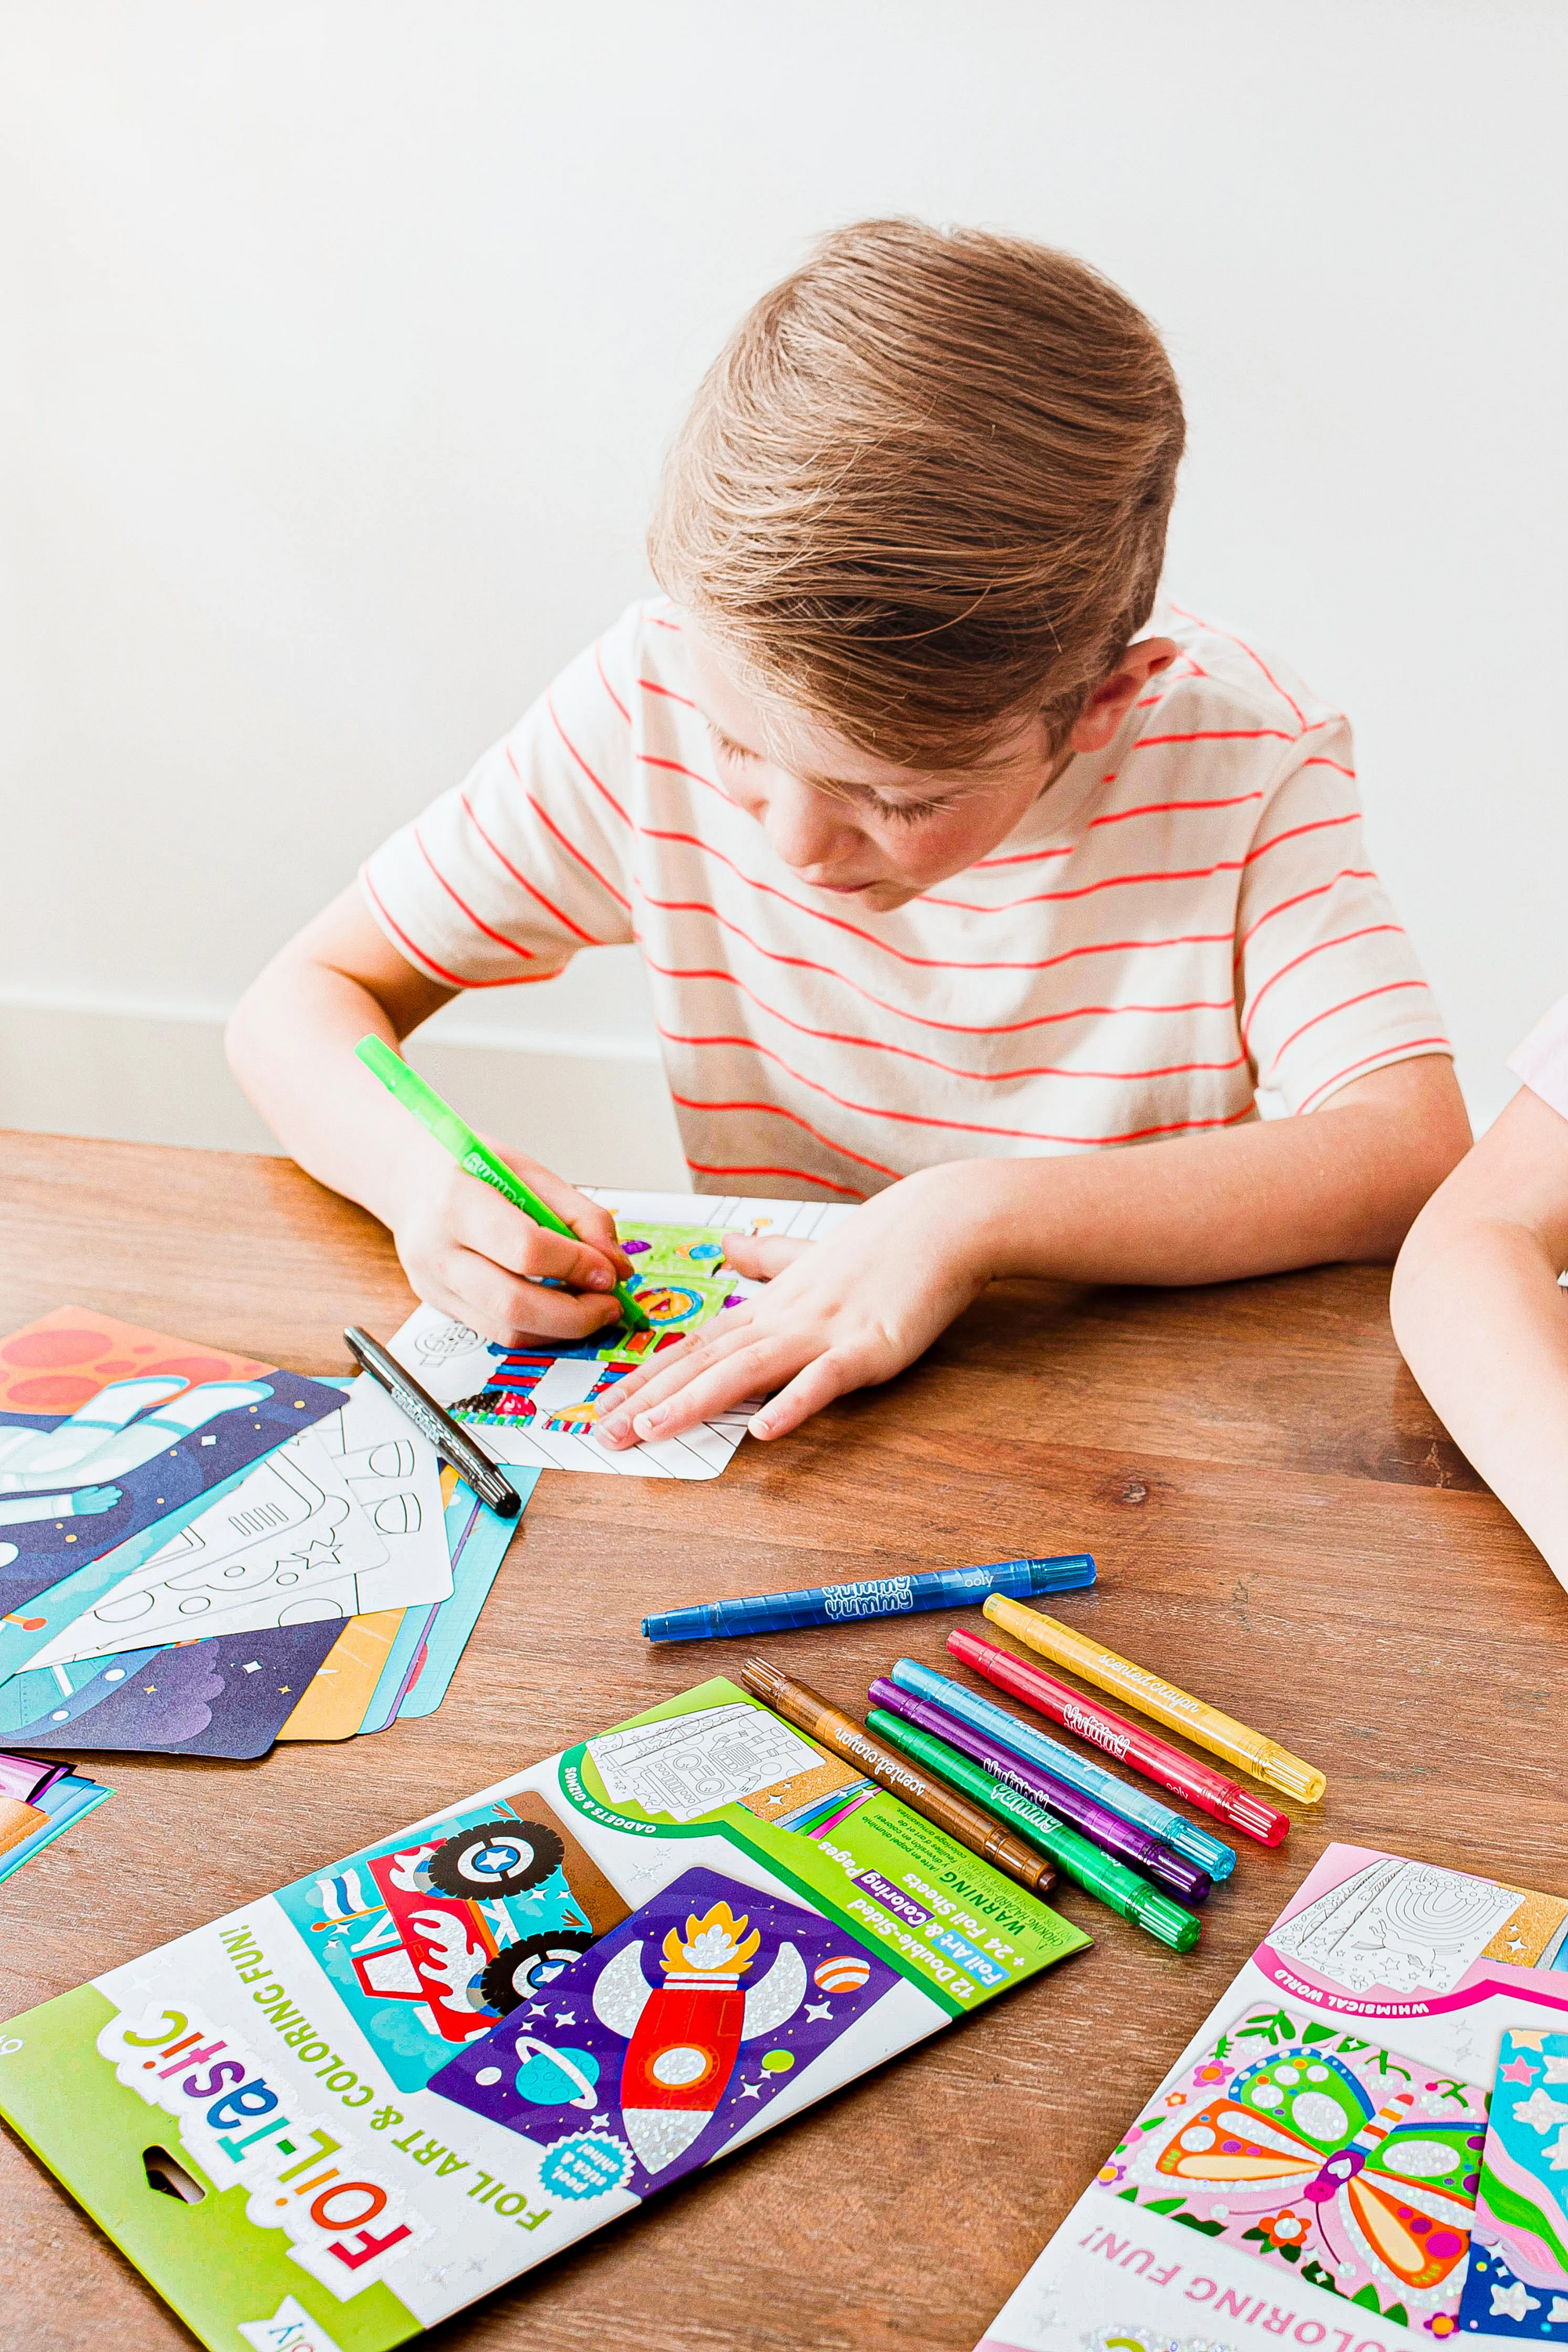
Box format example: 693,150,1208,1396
591,1900,806,2175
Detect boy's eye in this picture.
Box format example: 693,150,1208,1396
710,726,757,764
869,793,952,825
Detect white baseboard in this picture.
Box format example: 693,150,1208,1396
0,996,691,1189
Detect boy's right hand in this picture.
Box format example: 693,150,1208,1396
390,1134,633,1345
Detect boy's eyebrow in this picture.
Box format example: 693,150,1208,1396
707,716,987,802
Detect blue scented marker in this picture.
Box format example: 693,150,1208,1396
889,1657,1236,1882
641,1553,1095,1645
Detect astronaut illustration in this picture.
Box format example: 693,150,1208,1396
590,1900,807,2174
0,1377,274,1526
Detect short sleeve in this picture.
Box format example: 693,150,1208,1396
1234,720,1451,1113
359,609,641,989
1510,995,1568,1123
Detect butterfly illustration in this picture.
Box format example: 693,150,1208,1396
1149,2044,1485,2303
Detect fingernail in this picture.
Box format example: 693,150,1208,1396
749,1414,772,1439
587,1268,614,1290
633,1410,662,1436
599,1412,629,1440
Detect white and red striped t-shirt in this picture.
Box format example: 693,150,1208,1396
361,598,1450,1202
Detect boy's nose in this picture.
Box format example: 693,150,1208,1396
761,774,860,875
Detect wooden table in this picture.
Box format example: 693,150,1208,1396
1,1130,1561,2352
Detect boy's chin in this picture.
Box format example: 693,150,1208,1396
815,877,926,913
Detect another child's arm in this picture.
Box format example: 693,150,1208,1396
1390,1083,1568,1584
226,886,630,1341
596,1050,1469,1450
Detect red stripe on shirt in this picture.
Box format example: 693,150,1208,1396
638,678,699,709
640,880,1234,979
648,614,683,633
637,753,729,804
1265,979,1432,1077
1235,869,1377,957
1164,601,1308,731
595,642,630,726
1299,756,1356,779
1242,811,1359,868
641,942,1235,1049
676,1086,1257,1152
971,842,1076,869
547,693,631,827
416,829,536,960
1297,1038,1450,1114
1089,792,1264,829
1132,728,1296,749
660,1019,1248,1092
683,1158,866,1198
504,744,633,913
1240,924,1403,1048
921,857,1245,913
360,867,526,990
460,789,608,946
670,1094,900,1178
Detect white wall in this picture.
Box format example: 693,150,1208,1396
4,0,1564,1176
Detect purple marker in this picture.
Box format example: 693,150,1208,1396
866,1677,1212,1906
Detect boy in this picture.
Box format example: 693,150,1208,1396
227,218,1469,1451
1392,999,1568,1586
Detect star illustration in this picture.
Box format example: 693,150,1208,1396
588,2114,613,2132
1512,2031,1548,2050
1490,2278,1541,2321
804,1999,834,2023
738,2078,765,2099
241,1661,262,1675
526,2002,548,2017
1501,2056,1539,2084
554,2010,576,2027
143,1683,158,1694
1514,2088,1568,2135
1546,2126,1568,2174
1545,2056,1568,2084
1549,2297,1568,2325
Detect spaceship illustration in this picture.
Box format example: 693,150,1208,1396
590,1899,807,2173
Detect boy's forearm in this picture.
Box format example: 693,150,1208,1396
955,1054,1468,1288
227,958,431,1225
1391,1218,1568,1582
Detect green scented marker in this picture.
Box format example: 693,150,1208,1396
354,1035,652,1333
865,1706,1200,1955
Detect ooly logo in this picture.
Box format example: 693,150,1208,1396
0,2038,22,2056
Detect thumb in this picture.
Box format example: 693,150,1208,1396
720,1233,812,1281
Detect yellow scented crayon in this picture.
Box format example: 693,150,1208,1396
981,1595,1327,1806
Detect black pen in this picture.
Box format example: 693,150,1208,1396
342,1325,521,1518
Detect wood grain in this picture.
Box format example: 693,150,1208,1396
0,1129,1557,2352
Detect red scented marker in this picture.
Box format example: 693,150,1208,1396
945,1627,1290,1847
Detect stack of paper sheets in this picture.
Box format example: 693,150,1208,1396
0,1311,527,1767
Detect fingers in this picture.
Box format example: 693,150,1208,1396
594,1317,769,1447
747,1351,860,1439
438,1247,624,1346
604,1331,800,1447
718,1233,811,1280
477,1141,633,1280
452,1174,623,1294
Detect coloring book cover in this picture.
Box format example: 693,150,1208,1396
0,1675,1083,2352
976,1844,1568,2352
1457,2028,1568,2336
0,1308,343,1642
429,1866,899,2198
392,1188,856,1479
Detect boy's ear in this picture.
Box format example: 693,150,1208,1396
1067,637,1180,755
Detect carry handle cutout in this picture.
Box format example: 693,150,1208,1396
142,2145,206,2204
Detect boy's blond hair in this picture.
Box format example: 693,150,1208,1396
649,217,1185,768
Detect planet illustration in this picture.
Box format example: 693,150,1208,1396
513,2038,601,2110
814,1955,870,1994
760,2050,794,2074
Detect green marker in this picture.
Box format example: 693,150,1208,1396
354,1035,652,1333
866,1707,1201,1955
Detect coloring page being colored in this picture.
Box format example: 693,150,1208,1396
428,1865,899,2201
1457,2028,1568,2337
3,1621,347,1758
0,1307,343,1623
389,1189,858,1479
585,1702,840,1827
274,1788,632,2091
24,1378,452,1667
1097,1999,1490,2329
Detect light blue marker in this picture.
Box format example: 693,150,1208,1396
890,1657,1236,1882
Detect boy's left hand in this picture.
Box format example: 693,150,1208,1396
593,1167,989,1450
